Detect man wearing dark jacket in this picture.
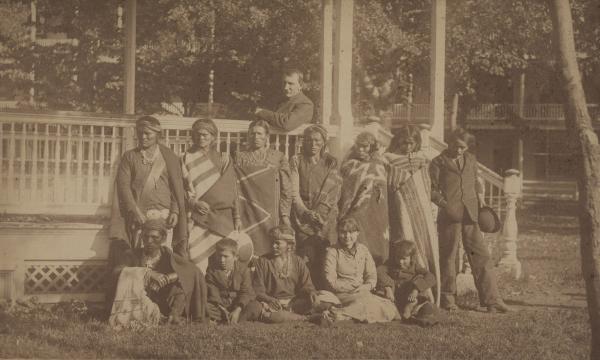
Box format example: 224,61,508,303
254,69,314,132
430,128,509,313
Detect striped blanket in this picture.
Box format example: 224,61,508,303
182,150,235,271
385,152,440,305
339,157,390,265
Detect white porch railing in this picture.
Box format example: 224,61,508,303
0,111,317,216
0,110,505,218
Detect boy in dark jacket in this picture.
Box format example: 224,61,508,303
205,238,262,324
377,241,439,326
430,128,509,313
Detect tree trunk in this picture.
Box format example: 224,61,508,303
548,1,600,358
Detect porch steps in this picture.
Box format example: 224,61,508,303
522,180,578,204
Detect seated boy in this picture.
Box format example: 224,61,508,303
107,218,207,327
252,225,319,323
377,241,439,326
205,238,262,324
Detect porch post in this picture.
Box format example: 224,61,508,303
498,169,523,279
515,71,525,178
320,0,334,126
429,0,446,140
123,0,136,114
330,0,355,158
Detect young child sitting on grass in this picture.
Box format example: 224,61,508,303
377,241,439,326
205,238,262,324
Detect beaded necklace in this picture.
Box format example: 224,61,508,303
141,145,159,165
274,255,291,279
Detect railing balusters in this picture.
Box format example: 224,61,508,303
53,126,61,203
284,135,290,157
87,126,94,203
32,123,39,202
98,126,106,204
7,123,15,203
226,132,231,155
42,124,49,203
65,125,73,203
273,134,281,153
76,125,84,204
18,124,26,202
0,115,328,214
0,122,4,202
108,126,119,208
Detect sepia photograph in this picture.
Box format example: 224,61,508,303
0,0,598,358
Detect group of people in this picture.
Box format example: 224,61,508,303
106,69,510,329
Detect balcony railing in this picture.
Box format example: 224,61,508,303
390,103,600,128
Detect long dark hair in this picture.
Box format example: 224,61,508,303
387,125,421,154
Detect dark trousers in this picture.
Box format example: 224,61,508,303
438,211,499,307
207,299,263,323
148,282,187,317
296,235,328,290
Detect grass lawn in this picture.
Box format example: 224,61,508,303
0,201,591,359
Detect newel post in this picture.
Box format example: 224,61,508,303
498,169,522,279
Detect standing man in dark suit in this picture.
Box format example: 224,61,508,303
254,68,314,132
430,128,510,313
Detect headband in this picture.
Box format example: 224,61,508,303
192,120,218,137
136,119,162,133
304,124,328,140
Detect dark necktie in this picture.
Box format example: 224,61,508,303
455,157,463,171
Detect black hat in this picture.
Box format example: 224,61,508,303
478,206,502,233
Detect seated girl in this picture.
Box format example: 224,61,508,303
320,217,399,324
252,225,318,323
377,241,439,326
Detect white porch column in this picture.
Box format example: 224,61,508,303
429,0,446,140
498,169,523,279
123,0,137,114
320,0,334,126
330,0,355,158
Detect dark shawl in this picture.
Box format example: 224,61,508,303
290,153,341,245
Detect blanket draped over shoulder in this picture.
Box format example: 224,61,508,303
234,148,292,256
385,152,440,305
182,150,238,270
290,153,342,246
109,144,188,257
338,157,390,265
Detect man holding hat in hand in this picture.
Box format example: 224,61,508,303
430,128,510,313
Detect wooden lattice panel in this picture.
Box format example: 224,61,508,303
25,261,107,294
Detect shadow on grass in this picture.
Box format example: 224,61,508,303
505,299,586,310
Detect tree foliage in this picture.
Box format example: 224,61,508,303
0,0,598,116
